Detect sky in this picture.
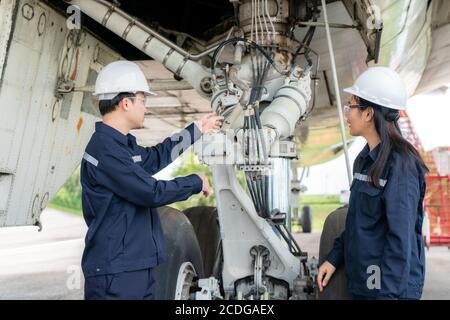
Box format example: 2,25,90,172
406,88,450,152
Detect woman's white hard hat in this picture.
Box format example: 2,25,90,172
94,60,156,100
344,66,407,111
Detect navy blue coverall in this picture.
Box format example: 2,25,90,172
326,143,426,299
80,121,203,300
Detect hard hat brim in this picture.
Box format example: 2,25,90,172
145,90,157,96
343,86,406,111
94,90,158,100
343,86,356,96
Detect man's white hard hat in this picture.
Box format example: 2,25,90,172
344,66,407,111
94,60,156,100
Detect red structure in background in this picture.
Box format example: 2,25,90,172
399,111,450,245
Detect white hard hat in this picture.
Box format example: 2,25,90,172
94,60,156,100
344,66,407,111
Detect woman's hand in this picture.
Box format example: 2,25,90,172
317,261,337,292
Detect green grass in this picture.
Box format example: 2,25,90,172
298,195,344,232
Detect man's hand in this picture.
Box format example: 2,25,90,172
317,261,336,292
197,174,212,197
195,113,224,134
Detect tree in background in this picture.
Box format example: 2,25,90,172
170,150,247,211
49,150,249,214
50,166,82,212
170,151,216,210
50,152,217,213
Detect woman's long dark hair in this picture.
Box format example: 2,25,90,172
356,97,429,188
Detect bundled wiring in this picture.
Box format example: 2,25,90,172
210,37,288,84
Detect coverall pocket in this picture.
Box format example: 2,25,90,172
359,183,382,197
357,183,383,221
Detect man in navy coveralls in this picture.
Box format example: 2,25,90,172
80,60,222,300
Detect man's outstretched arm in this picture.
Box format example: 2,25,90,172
138,113,223,175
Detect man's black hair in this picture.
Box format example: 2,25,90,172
98,92,135,116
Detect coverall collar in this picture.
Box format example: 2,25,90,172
360,142,381,162
95,121,135,146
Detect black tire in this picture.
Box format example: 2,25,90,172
318,206,350,300
301,206,312,233
183,206,223,279
154,206,204,300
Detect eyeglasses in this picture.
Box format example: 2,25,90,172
343,104,360,113
126,96,150,107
